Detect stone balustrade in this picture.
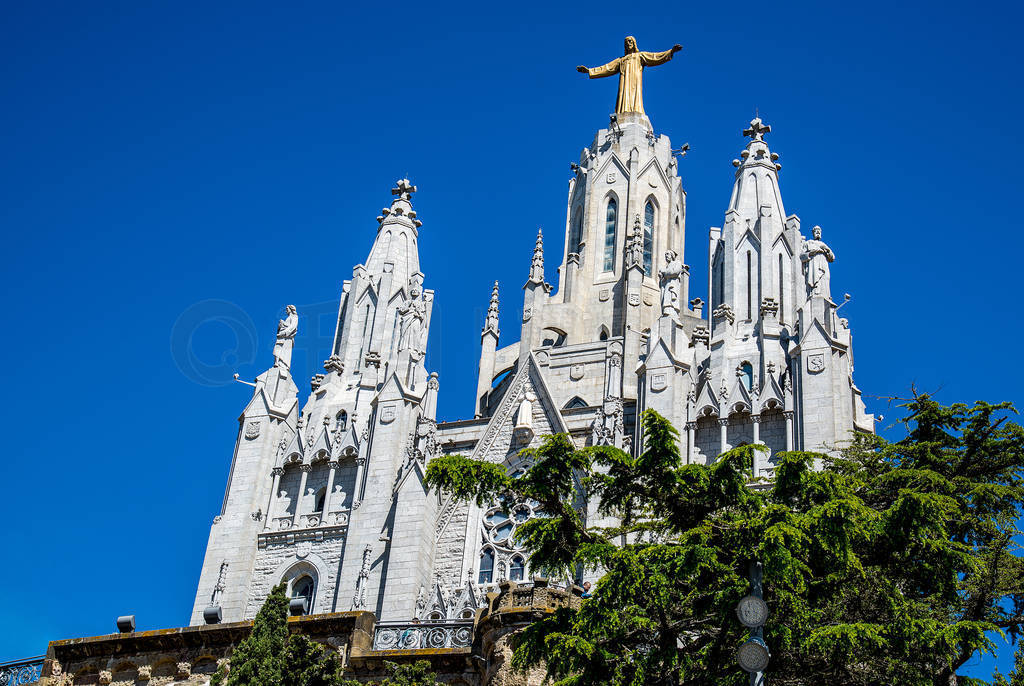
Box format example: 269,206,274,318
372,621,473,651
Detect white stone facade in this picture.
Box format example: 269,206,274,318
191,111,873,627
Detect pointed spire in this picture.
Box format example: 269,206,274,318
483,281,500,336
364,178,423,283
528,229,545,284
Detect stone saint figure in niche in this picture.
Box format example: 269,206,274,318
659,250,684,316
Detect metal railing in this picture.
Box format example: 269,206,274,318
372,621,473,651
0,656,44,685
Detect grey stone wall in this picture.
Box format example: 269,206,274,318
244,530,346,618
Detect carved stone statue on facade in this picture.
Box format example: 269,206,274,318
273,305,298,369
512,390,538,443
658,250,684,317
626,215,644,268
276,490,291,518
332,484,347,509
397,287,427,357
515,391,536,430
577,36,682,115
801,226,835,298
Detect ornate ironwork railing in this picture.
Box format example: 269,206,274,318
372,621,473,651
0,656,44,685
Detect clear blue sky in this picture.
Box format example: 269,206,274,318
2,0,1021,679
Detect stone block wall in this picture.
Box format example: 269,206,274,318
41,583,579,686
244,529,346,618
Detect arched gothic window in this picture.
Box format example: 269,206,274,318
603,198,617,272
479,500,546,586
291,575,315,615
314,487,326,513
740,362,754,392
509,555,525,581
478,548,495,584
335,410,347,432
643,201,655,276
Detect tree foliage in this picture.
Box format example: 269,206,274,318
994,640,1024,686
211,584,444,686
424,395,1024,685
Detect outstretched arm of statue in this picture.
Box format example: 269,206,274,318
640,44,682,66
579,57,620,78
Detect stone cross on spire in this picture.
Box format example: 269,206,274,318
743,117,772,142
391,178,417,201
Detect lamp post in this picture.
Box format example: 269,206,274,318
735,561,769,684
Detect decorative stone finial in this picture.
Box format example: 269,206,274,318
625,214,644,269
483,281,500,335
529,229,545,284
743,117,771,142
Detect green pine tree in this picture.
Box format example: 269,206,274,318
993,640,1024,686
211,583,344,686
211,584,444,686
211,583,290,686
425,395,1024,685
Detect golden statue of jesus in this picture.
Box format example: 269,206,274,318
577,36,682,115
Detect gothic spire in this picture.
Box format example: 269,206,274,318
728,117,786,219
528,228,545,284
365,178,423,284
483,281,500,336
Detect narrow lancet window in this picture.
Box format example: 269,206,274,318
291,576,315,615
603,198,617,272
740,362,754,392
509,555,525,581
479,548,495,584
643,201,655,276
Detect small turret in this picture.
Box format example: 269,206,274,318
476,281,501,416
528,229,545,285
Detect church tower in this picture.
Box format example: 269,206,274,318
191,44,875,633
192,180,442,624
190,326,299,625
682,118,873,470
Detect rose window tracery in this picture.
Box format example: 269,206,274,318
478,499,546,584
